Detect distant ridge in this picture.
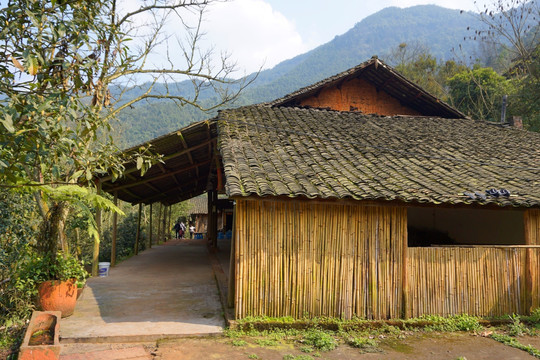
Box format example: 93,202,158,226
116,5,481,146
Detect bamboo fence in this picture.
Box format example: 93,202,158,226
233,200,540,320
234,198,406,319
407,247,526,317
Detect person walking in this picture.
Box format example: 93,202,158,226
174,221,181,239
189,224,195,239
179,221,186,239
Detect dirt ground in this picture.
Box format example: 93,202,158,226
152,332,536,360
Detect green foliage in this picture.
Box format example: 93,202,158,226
420,314,482,332
529,308,540,324
248,355,260,359
231,339,247,347
283,355,314,360
507,314,528,337
491,333,540,358
448,66,516,121
100,211,145,262
255,338,278,347
346,335,378,349
0,190,39,323
20,252,89,285
302,329,337,352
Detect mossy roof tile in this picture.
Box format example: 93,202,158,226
217,106,540,208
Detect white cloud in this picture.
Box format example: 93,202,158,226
200,0,309,74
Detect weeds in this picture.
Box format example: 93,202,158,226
302,329,338,351
255,338,278,347
420,314,482,332
231,339,247,347
283,355,313,360
346,335,378,350
490,333,540,359
508,314,527,337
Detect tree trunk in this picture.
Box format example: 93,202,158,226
36,201,70,257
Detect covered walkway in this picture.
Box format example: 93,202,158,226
60,239,225,343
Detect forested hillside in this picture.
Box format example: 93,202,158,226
115,5,486,146
115,4,538,146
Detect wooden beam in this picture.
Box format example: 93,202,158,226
100,139,216,182
127,173,161,193
133,177,204,205
109,160,211,193
111,192,118,267
135,203,142,255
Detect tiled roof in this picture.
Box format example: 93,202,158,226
267,57,466,119
217,106,540,207
188,195,207,214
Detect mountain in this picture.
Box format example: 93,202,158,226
116,5,483,147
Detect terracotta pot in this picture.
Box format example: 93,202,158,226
38,279,77,318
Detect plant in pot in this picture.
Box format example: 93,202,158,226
22,252,89,318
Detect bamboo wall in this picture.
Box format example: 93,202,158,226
407,247,527,317
233,201,540,319
234,198,406,319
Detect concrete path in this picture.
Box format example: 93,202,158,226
60,239,225,343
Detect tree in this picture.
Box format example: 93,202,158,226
384,43,467,99
473,0,538,74
469,0,539,129
447,65,515,121
0,0,251,272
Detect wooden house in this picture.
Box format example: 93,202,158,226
100,57,540,320
188,195,234,235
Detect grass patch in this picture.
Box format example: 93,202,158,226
346,335,378,350
507,314,529,337
302,329,337,352
490,333,540,358
231,339,247,347
283,355,314,360
255,338,278,347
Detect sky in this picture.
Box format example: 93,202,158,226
193,0,493,75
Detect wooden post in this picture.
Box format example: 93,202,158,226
92,180,102,277
111,192,118,267
402,209,409,319
168,205,173,241
157,203,162,245
213,191,218,248
524,210,533,314
208,190,218,248
135,203,142,255
148,203,153,248
228,204,237,308
161,205,167,242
